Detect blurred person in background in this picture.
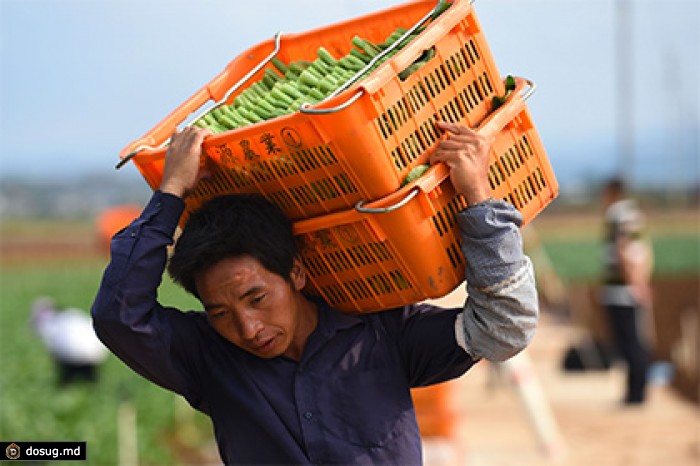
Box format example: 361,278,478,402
31,297,108,386
91,125,538,465
599,177,655,405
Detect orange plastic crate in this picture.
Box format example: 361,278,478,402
121,0,505,221
293,86,558,313
411,383,459,438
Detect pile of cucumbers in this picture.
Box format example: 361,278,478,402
192,1,453,133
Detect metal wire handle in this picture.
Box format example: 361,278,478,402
116,32,284,169
355,76,535,214
354,187,421,214
299,0,453,115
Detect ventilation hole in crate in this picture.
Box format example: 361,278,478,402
268,191,293,212
536,167,548,188
446,242,463,269
304,256,330,277
379,114,391,139
291,146,335,173
467,39,481,63
459,48,472,69
445,202,459,229
334,173,358,195
274,156,299,177
457,87,475,113
226,167,255,189
370,242,392,262
367,274,393,295
432,211,447,236
435,70,447,92
532,170,544,192
446,55,460,80
498,156,511,177
526,177,537,200
429,71,443,94
515,186,526,209
447,100,462,123
488,165,500,189
399,97,412,124
401,139,415,165
438,63,451,87
504,151,516,174
509,148,520,171
311,179,336,201
391,147,404,171
467,83,481,109
404,89,418,115
323,283,348,304
347,245,370,268
419,122,436,148
348,279,372,300
390,270,412,290
519,136,534,159
322,251,344,272
290,185,312,206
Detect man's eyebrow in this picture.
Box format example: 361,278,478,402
203,285,265,311
240,286,265,300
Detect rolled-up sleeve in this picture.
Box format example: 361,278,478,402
454,199,538,362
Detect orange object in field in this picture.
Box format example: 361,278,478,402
411,382,458,438
96,205,142,251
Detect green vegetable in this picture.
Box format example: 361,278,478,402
401,164,430,186
491,75,517,111
191,3,455,133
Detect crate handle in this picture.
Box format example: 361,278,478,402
355,187,421,213
354,76,534,214
478,77,535,138
116,32,285,170
299,0,470,115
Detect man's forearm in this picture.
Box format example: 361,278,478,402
454,199,538,362
90,191,192,393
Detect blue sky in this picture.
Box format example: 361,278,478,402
1,0,698,194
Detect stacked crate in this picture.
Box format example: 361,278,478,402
119,0,558,314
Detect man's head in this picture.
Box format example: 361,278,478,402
168,194,317,360
168,193,298,298
602,176,626,208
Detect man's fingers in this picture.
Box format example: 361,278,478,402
438,138,480,150
437,120,476,136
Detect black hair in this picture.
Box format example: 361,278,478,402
167,194,297,298
603,176,626,196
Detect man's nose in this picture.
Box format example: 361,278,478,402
238,314,262,340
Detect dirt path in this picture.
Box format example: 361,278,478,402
421,308,700,466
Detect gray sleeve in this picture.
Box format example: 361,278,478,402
453,199,539,362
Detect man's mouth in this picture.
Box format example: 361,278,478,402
251,336,277,354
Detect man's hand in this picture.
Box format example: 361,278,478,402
160,126,212,199
429,121,493,206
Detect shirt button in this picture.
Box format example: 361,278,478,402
303,411,313,420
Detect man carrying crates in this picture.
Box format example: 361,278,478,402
91,122,538,464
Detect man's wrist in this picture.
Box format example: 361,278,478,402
466,196,497,209
159,182,187,199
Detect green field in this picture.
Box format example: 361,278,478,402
541,234,699,282
0,214,697,464
0,260,211,465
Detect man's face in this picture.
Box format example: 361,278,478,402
195,255,316,360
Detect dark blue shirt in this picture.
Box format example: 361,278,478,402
92,191,478,465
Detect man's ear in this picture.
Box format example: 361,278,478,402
290,257,307,291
